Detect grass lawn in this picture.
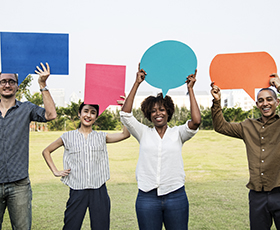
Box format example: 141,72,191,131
2,130,277,229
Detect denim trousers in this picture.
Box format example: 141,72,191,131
249,187,280,230
136,186,189,230
0,177,32,230
63,184,110,230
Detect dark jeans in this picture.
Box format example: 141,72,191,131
63,184,110,230
0,177,32,230
249,187,280,230
136,186,189,230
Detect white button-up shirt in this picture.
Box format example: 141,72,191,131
120,111,198,195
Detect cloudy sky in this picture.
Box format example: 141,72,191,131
1,0,280,103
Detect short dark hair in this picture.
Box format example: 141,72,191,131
0,73,18,84
79,102,99,117
141,93,175,122
257,88,277,100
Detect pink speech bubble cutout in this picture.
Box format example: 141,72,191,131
84,63,126,114
210,52,277,100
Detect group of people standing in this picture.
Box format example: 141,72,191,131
0,62,280,230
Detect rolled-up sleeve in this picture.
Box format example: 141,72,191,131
120,111,145,142
178,120,199,142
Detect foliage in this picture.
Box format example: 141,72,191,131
200,106,213,130
172,106,191,127
94,110,118,130
16,74,33,101
26,92,43,106
46,103,278,131
61,100,81,130
222,106,248,122
246,106,262,119
18,85,280,131
47,107,67,131
132,108,153,127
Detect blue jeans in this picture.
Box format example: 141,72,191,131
0,177,32,230
136,186,189,230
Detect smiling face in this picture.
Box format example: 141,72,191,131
78,104,98,128
0,73,19,99
256,89,279,122
150,103,168,128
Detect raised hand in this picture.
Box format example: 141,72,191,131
186,69,197,89
136,63,147,84
35,62,50,86
210,82,221,100
270,73,280,89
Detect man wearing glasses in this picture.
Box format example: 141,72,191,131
0,63,57,230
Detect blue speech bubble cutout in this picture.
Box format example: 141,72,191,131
1,32,69,85
140,40,197,97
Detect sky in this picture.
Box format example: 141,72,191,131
1,0,280,104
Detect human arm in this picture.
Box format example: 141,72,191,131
210,81,221,101
210,82,243,138
186,70,201,130
106,96,131,143
121,64,146,113
35,62,57,121
42,137,71,177
106,126,130,143
270,73,280,92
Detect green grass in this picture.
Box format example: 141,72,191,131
2,131,277,229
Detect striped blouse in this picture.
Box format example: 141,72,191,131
60,129,109,190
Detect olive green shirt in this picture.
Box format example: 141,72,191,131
211,99,280,192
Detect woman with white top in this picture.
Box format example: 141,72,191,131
42,101,130,230
120,66,201,230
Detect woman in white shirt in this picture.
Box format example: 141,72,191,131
120,66,201,230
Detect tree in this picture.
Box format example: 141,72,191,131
26,92,43,106
62,100,81,130
222,107,248,122
200,106,213,130
47,107,67,131
246,106,262,119
94,110,118,130
16,74,33,101
132,108,153,127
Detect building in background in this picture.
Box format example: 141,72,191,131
220,89,258,111
49,88,65,107
47,88,277,112
69,92,80,104
132,90,213,110
130,89,264,111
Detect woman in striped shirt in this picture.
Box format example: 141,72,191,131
42,101,130,230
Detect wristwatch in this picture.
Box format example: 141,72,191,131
40,86,49,92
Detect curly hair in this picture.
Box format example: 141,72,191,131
141,93,175,122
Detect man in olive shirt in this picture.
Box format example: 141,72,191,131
211,73,280,230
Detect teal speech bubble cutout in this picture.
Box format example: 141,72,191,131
140,40,197,97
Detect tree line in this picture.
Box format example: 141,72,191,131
37,102,279,131
16,75,280,131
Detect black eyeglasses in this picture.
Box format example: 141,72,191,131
0,79,17,86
